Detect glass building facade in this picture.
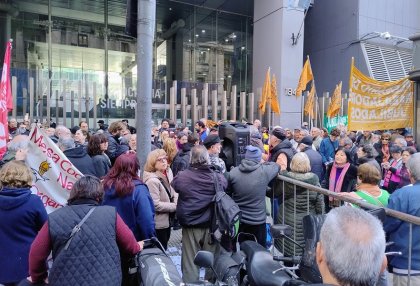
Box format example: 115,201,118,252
4,0,253,126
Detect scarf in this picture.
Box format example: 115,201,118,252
382,144,390,162
329,162,351,201
176,140,183,151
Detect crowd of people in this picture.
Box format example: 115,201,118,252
0,116,419,286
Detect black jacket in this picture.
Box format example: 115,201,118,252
322,163,358,193
269,139,296,170
106,133,129,164
171,165,227,228
171,143,193,177
63,147,98,176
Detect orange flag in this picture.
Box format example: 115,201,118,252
296,57,313,97
327,81,342,118
258,67,271,114
270,74,281,114
304,82,316,118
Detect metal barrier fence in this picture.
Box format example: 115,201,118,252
275,174,420,284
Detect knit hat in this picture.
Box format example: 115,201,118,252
300,136,313,146
271,127,286,140
245,145,262,162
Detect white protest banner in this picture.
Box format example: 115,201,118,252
27,126,83,213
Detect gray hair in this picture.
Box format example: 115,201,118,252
7,136,30,152
320,206,385,286
394,137,407,147
341,137,353,147
190,145,210,165
58,137,76,151
300,129,309,137
407,153,420,181
55,125,71,139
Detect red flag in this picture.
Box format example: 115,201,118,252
0,40,13,159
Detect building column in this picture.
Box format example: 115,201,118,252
252,0,305,128
408,33,420,145
0,10,12,62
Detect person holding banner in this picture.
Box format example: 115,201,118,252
0,161,47,285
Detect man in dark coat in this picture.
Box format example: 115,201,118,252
171,133,199,176
226,146,279,248
267,127,296,171
171,145,226,283
58,137,98,176
298,136,323,180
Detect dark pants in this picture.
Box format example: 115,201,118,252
156,227,171,250
233,222,267,251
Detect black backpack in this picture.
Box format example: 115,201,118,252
211,172,242,240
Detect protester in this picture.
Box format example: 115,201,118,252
59,137,97,176
195,120,208,143
171,133,199,176
0,134,29,167
8,117,18,138
162,138,178,166
128,134,137,151
319,128,340,166
311,127,323,151
267,127,295,171
122,119,136,134
226,146,279,248
97,119,108,131
384,153,420,285
203,134,226,173
374,132,392,164
316,206,387,286
0,161,48,285
74,129,89,148
79,120,89,133
159,118,170,132
106,121,129,164
339,136,358,164
50,125,71,143
29,176,144,286
276,153,325,256
356,144,381,174
322,148,358,209
87,133,111,178
175,131,188,151
342,163,390,207
171,145,225,283
298,136,323,180
356,130,373,146
143,149,177,249
102,153,156,241
396,147,416,189
381,145,403,194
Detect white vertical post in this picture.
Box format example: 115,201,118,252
202,83,208,119
172,80,178,121
70,91,75,128
230,85,237,121
248,92,254,122
191,89,198,126
181,88,187,126
256,88,262,122
29,77,34,120
12,76,17,118
169,87,176,121
22,88,27,116
78,80,82,123
240,91,246,120
211,89,218,122
93,82,97,128
62,80,67,126
221,90,227,120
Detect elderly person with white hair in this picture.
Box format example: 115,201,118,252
317,206,387,286
385,153,420,285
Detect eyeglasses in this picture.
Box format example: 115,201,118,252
157,157,168,163
381,138,390,141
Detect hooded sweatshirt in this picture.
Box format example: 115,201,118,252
226,159,280,224
0,187,47,284
64,146,98,176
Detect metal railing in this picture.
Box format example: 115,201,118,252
274,174,420,285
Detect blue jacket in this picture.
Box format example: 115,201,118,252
0,187,47,284
384,182,420,271
319,137,338,164
103,180,156,240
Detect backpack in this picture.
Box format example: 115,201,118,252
211,172,242,240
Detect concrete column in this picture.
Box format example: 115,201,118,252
62,80,67,125
408,33,420,144
221,91,227,120
253,0,305,128
12,76,17,118
169,87,176,120
211,90,218,122
240,92,246,120
230,85,237,121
